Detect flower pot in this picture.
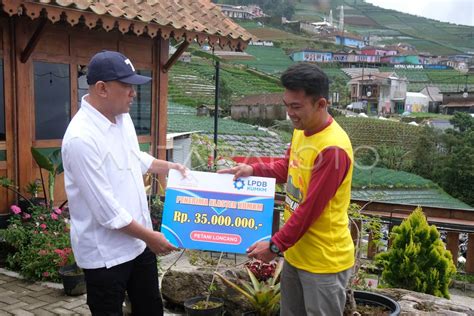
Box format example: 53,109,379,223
58,263,86,296
354,290,401,316
0,240,15,268
0,213,10,229
184,296,224,316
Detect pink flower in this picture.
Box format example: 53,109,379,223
51,213,58,220
38,250,48,256
10,205,21,214
42,272,49,277
53,208,62,215
40,223,47,230
22,213,31,220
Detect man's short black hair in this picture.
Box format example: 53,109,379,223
281,63,329,99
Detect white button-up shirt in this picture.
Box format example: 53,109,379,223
62,96,155,269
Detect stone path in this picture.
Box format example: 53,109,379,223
0,269,89,315
1,264,474,315
0,267,184,315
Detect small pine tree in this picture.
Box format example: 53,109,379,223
375,207,456,299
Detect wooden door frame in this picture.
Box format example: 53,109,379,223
0,17,16,213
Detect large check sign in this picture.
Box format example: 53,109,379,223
161,170,276,254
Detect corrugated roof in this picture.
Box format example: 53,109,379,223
443,101,474,108
348,72,397,84
2,0,253,50
352,189,474,211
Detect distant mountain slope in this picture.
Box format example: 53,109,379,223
293,0,474,55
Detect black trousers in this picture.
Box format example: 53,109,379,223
83,247,163,316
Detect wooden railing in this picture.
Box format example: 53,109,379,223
352,200,474,273
273,195,474,274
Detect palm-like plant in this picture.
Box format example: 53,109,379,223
215,259,283,316
31,147,64,209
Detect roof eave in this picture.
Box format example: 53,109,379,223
2,1,252,50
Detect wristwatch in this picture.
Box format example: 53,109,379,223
269,241,282,256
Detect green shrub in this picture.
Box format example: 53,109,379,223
375,207,456,298
0,204,73,282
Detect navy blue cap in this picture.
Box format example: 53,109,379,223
86,50,151,85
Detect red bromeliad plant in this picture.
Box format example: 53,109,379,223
215,259,283,316
245,260,277,282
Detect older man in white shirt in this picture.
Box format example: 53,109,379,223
62,50,186,316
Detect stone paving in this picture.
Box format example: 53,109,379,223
1,264,474,315
0,269,89,315
0,268,184,315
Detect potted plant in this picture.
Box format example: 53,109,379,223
58,258,86,296
345,203,401,316
215,259,283,316
183,294,224,316
182,252,225,316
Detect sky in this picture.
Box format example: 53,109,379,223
365,0,474,26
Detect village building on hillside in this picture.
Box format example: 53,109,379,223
348,72,407,114
419,86,443,112
381,55,422,65
231,93,286,121
0,0,252,212
405,92,429,112
290,49,333,63
360,46,398,57
440,91,474,115
300,20,337,35
217,4,266,20
166,132,198,168
333,32,365,48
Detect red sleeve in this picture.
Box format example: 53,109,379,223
271,147,351,252
250,146,290,184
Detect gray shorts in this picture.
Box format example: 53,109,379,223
280,260,352,316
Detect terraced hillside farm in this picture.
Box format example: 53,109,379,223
294,0,474,55
167,113,268,136
245,26,309,41
168,59,283,107
236,20,340,53
335,117,421,151
379,67,474,92
319,66,350,81
230,46,294,74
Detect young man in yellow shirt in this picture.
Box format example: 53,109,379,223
219,63,354,315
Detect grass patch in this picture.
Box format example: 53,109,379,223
452,273,474,284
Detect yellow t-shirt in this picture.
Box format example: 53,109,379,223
284,120,354,273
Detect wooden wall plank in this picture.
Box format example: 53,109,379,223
154,37,169,188
7,16,164,208
34,24,69,56
1,17,14,213
70,29,118,60
119,35,153,67
15,18,34,202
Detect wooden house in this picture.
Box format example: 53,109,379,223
0,0,252,213
231,93,286,120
